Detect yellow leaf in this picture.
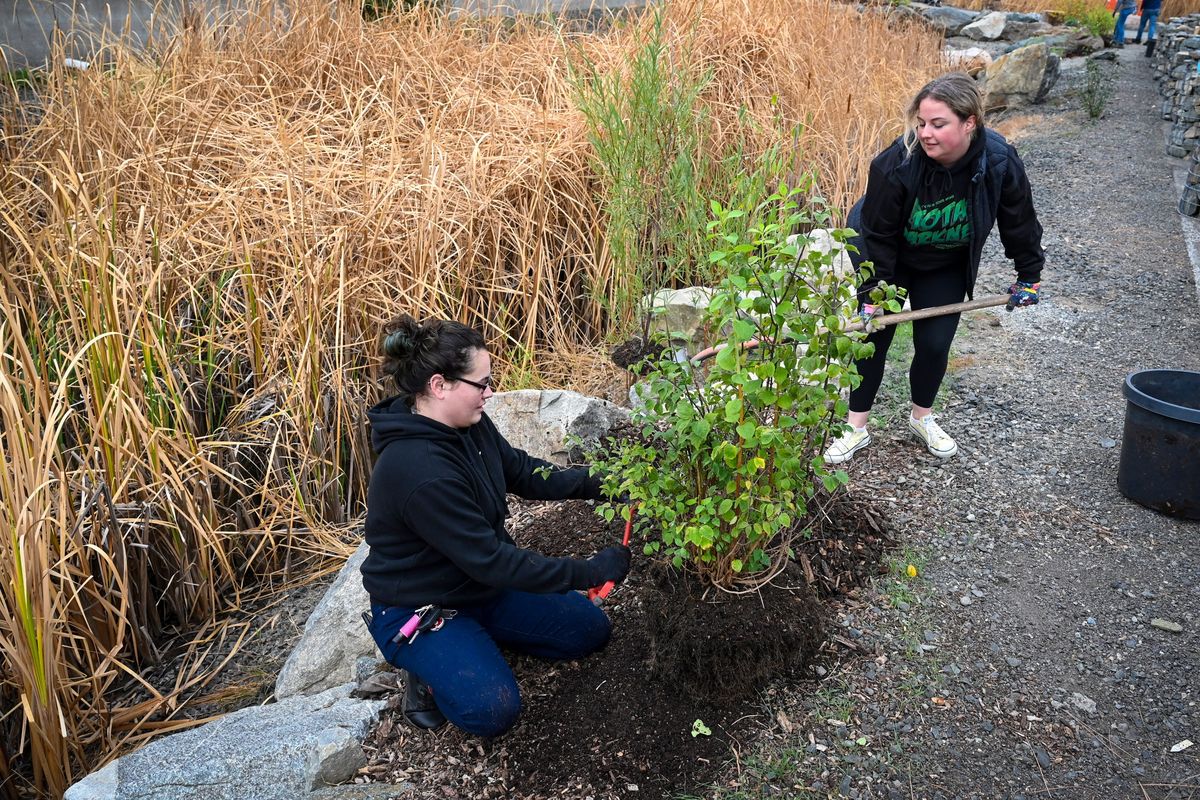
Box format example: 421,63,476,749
906,564,918,578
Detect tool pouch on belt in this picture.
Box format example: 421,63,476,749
391,604,455,646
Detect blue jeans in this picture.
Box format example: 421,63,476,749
1114,6,1136,43
1136,9,1158,40
366,590,611,737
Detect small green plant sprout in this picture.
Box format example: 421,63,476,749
691,719,713,737
1081,57,1116,120
590,181,900,589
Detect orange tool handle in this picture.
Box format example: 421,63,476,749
587,505,635,602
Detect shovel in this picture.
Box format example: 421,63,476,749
843,293,1014,333
691,293,1014,364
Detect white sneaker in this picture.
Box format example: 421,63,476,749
823,427,872,464
908,414,957,458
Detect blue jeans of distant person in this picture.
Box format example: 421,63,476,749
1136,9,1159,41
366,590,611,737
1114,4,1136,43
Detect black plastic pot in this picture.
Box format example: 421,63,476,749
1145,38,1157,57
1116,369,1200,519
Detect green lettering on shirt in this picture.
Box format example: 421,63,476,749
904,197,970,249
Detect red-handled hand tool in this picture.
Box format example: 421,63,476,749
588,504,636,605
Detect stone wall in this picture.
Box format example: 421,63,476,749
1149,15,1200,213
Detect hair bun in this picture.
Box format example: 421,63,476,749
383,329,414,358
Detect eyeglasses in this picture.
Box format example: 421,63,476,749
453,375,495,393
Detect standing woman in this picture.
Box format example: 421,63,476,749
824,72,1044,464
361,315,630,736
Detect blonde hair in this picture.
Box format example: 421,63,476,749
901,72,985,157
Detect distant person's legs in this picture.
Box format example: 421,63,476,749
1140,9,1159,41
1114,7,1135,44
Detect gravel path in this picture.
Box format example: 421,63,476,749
757,48,1200,799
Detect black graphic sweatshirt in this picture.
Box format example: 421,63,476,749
360,396,605,608
849,127,1045,300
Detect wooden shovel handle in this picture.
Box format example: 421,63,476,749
691,294,1014,363
844,293,1013,332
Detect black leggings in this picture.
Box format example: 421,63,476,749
849,264,968,413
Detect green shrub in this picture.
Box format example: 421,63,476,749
1062,0,1115,37
1081,57,1116,118
571,9,715,328
591,182,900,589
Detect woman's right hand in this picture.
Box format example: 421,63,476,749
587,545,632,585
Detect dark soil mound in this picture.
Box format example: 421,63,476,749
641,561,826,700
610,335,665,375
359,493,896,799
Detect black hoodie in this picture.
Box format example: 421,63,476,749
849,127,1044,300
360,396,605,608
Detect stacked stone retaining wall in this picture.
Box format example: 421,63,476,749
1148,14,1200,213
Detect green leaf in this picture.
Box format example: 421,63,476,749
724,396,743,422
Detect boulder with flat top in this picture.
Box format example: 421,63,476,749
982,42,1061,110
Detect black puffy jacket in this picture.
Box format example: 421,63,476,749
360,397,604,608
849,127,1044,300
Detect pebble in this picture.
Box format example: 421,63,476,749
1100,437,1116,448
960,596,973,606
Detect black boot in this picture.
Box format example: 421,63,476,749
402,671,447,731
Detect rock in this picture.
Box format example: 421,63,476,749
484,389,630,466
983,43,1061,110
1100,437,1117,448
276,543,376,700
945,46,993,77
1006,32,1102,57
791,228,854,277
1150,617,1184,633
64,685,385,800
915,3,980,34
1070,692,1098,714
962,11,1006,41
640,287,714,347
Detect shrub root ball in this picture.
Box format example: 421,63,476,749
642,562,827,700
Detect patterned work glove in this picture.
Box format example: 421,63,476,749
856,303,881,330
1006,281,1040,311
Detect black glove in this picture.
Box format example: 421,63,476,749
586,545,632,586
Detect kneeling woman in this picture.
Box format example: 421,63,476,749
361,315,630,737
